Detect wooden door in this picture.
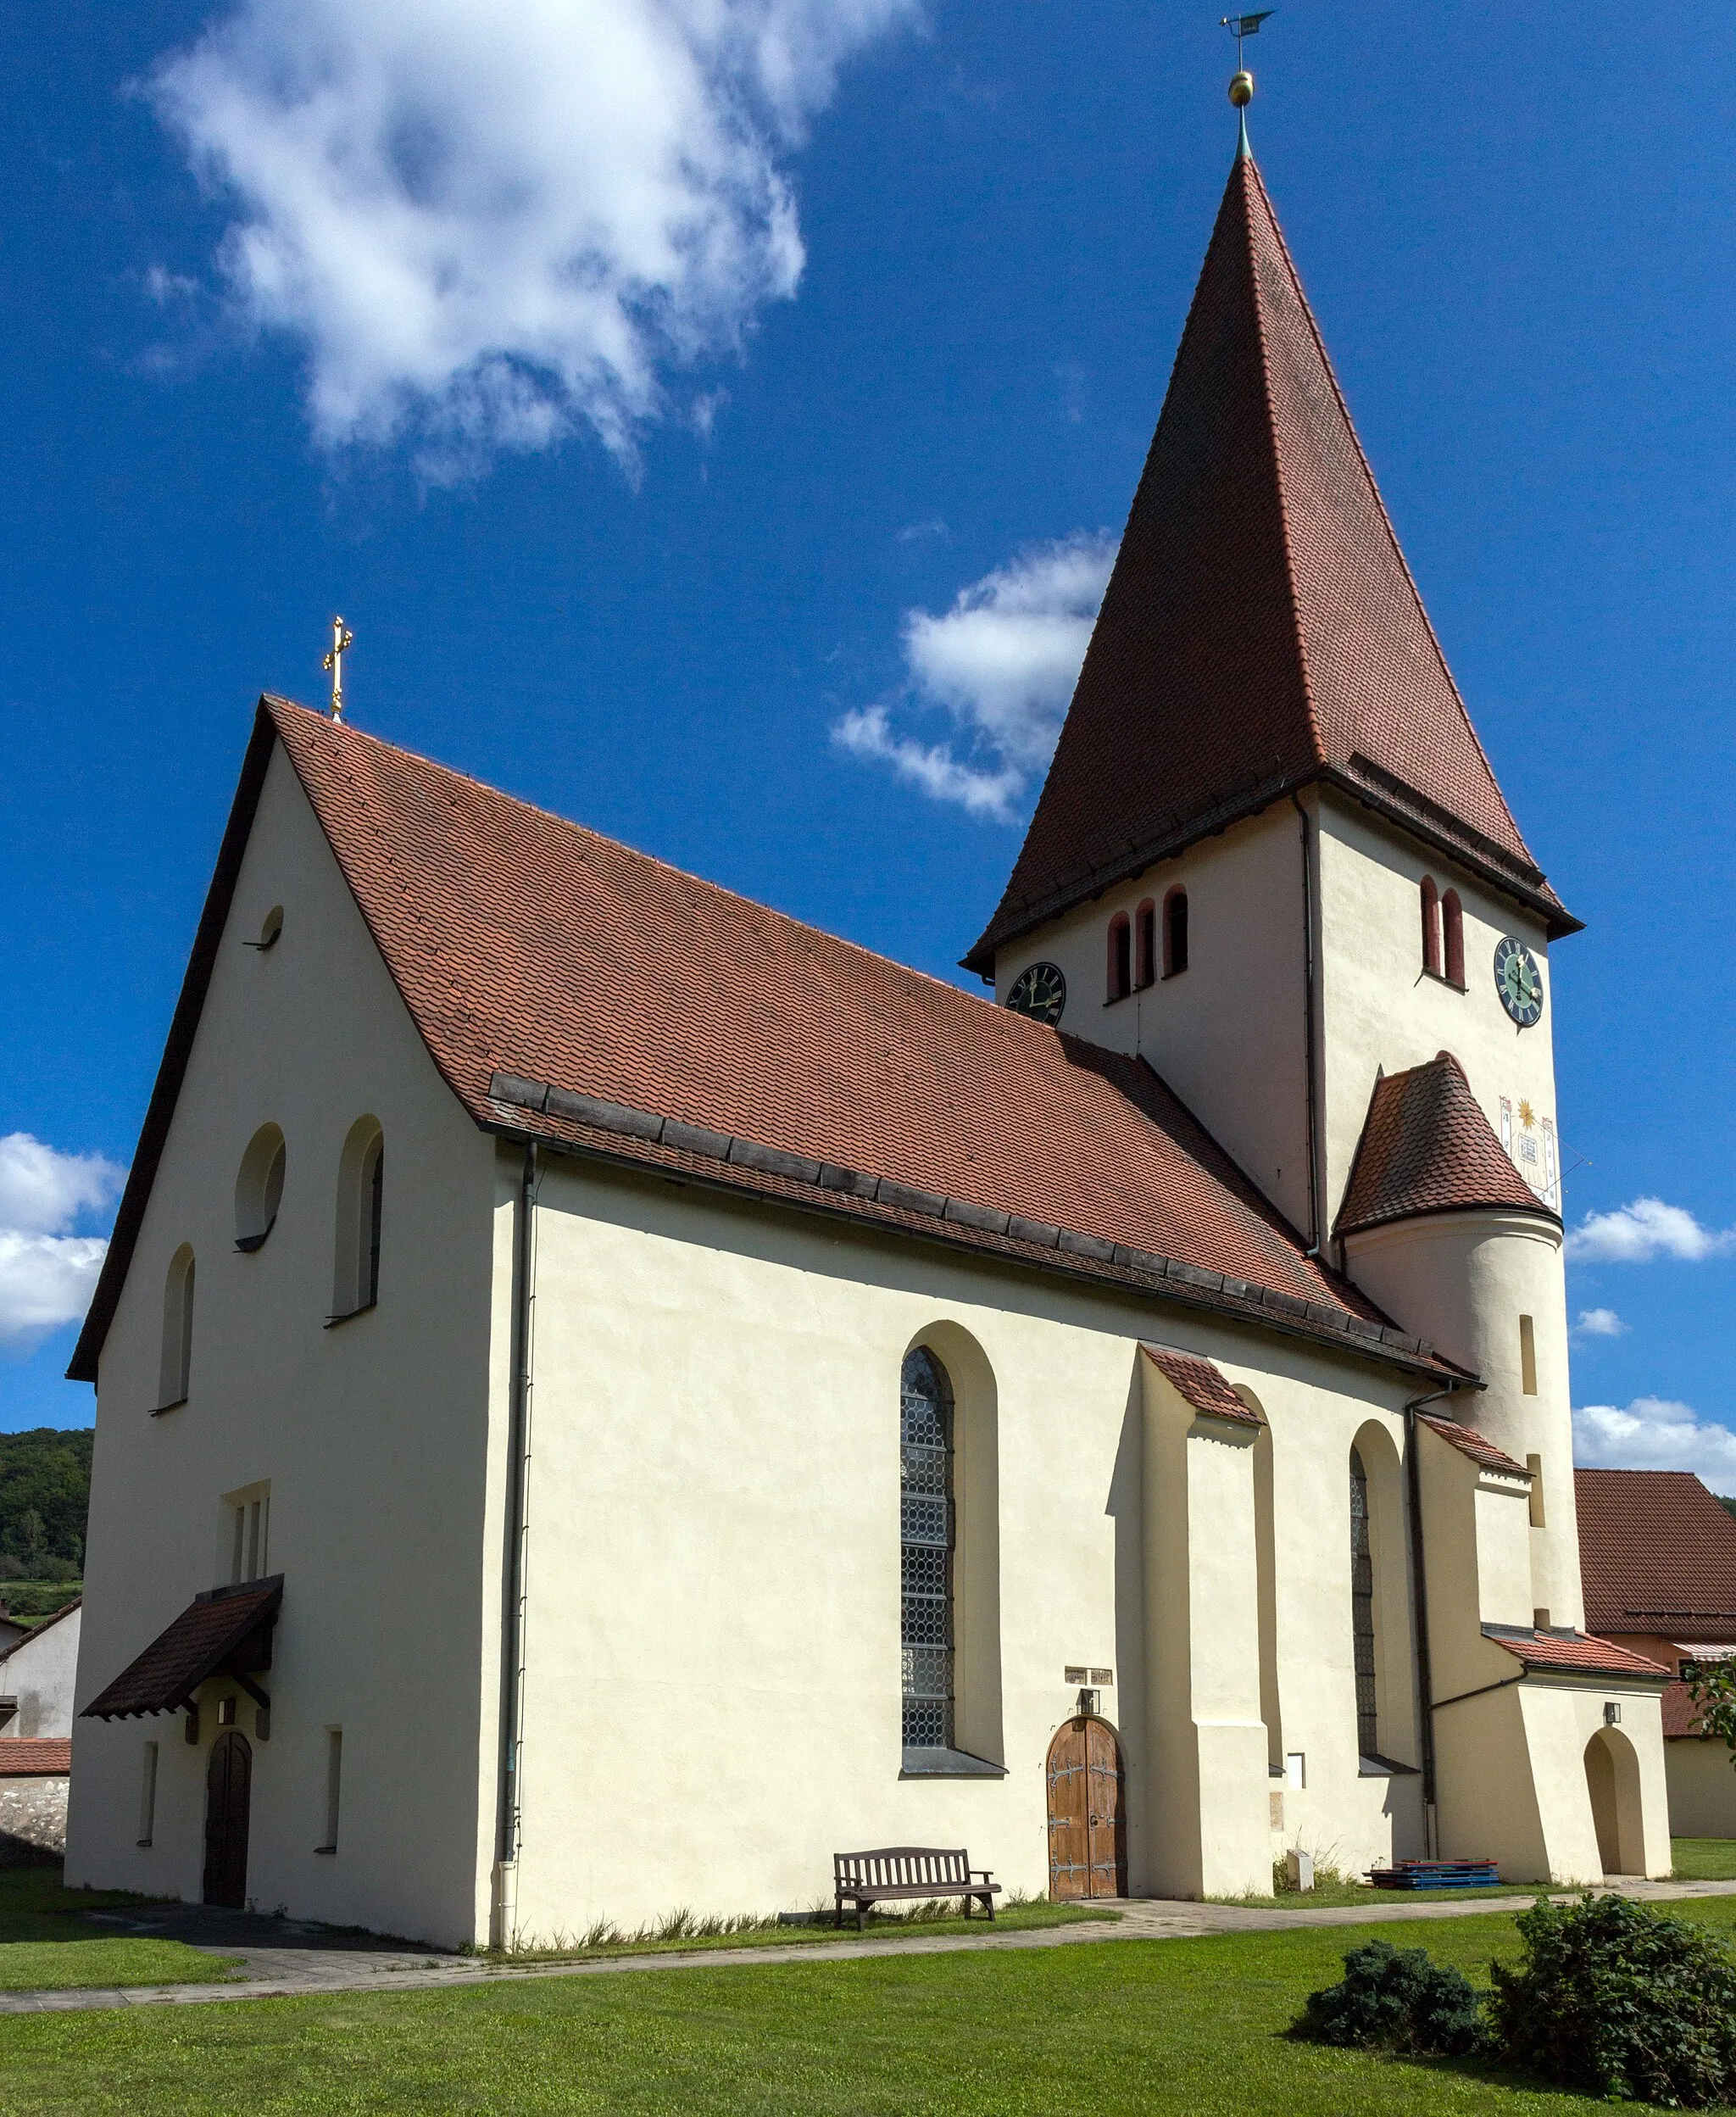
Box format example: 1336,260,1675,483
203,1730,252,1908
1047,1718,1127,1899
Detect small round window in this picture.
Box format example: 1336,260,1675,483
236,1124,287,1251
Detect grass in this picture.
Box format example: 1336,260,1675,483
1673,1836,1736,1880
0,1581,82,1624
25,1904,1736,2114
0,1867,238,1992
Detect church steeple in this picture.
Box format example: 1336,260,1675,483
965,153,1573,976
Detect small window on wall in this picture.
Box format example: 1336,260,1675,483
1520,1315,1538,1396
235,1124,287,1251
1163,888,1188,978
157,1245,195,1410
331,1118,385,1320
226,1484,271,1585
1134,900,1156,989
1420,877,1442,976
1106,913,1132,1002
1442,890,1466,989
136,1741,159,1847
317,1729,342,1853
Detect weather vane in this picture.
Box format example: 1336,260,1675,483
1221,9,1273,130
323,616,354,724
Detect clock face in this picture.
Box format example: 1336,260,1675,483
1493,937,1544,1028
1006,961,1066,1026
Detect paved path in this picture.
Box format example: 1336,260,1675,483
5,1877,1736,2017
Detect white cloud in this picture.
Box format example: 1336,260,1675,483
147,0,914,475
1566,1196,1736,1263
1572,1306,1627,1340
0,1136,123,1351
835,532,1117,821
1575,1397,1736,1496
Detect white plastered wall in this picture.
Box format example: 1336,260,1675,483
1665,1741,1736,1838
66,741,505,1947
0,1607,81,1739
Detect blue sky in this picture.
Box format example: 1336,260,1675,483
1,2,1731,1472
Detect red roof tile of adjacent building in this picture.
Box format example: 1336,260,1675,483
1576,1470,1736,1641
1417,1413,1528,1478
1337,1053,1551,1239
70,699,1456,1387
1485,1628,1671,1680
1663,1681,1707,1740
965,153,1572,975
0,1740,70,1775
1140,1345,1265,1427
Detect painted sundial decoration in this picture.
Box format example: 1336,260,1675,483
1493,937,1544,1028
1006,961,1066,1025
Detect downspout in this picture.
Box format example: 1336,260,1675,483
492,1140,538,1948
1290,793,1323,1255
1404,1381,1471,1858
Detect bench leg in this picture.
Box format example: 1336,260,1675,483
857,1902,866,1933
834,1895,843,1930
961,1893,971,1920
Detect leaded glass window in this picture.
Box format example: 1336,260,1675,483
901,1346,954,1750
1349,1446,1378,1758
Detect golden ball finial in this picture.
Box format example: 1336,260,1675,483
1229,69,1254,108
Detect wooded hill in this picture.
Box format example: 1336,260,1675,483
0,1428,92,1580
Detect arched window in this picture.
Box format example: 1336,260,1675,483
1163,887,1188,978
1106,913,1131,1002
235,1124,286,1252
1349,1446,1378,1759
1420,877,1442,976
901,1346,955,1751
331,1117,385,1319
1134,900,1157,989
157,1245,194,1410
1442,889,1465,988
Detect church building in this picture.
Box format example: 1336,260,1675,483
64,140,1673,1947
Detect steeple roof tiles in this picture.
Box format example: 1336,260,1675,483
1336,1050,1551,1239
966,154,1567,972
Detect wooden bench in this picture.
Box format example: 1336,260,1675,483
833,1847,1001,1930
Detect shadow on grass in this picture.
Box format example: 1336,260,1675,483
0,1864,240,1992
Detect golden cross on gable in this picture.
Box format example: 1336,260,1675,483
323,616,354,723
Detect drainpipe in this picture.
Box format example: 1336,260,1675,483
1290,793,1323,1256
1404,1381,1472,1859
492,1140,538,1948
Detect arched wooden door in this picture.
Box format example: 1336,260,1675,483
1047,1717,1127,1899
203,1730,253,1908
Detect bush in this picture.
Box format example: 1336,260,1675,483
1294,1939,1487,2056
1489,1893,1736,2107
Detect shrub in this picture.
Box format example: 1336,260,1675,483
1489,1893,1736,2107
1294,1939,1487,2056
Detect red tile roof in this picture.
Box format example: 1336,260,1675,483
0,1739,70,1775
1484,1627,1671,1680
81,1579,281,1721
1417,1413,1528,1477
965,153,1572,975
1140,1345,1265,1427
1575,1470,1736,1640
70,699,1456,1386
1337,1053,1550,1239
1663,1680,1706,1739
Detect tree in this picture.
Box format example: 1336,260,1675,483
1684,1657,1736,1762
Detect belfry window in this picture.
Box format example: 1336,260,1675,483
1106,913,1132,1002
331,1118,385,1320
1134,900,1156,989
1420,877,1442,977
1442,890,1465,989
157,1245,194,1411
1349,1448,1378,1759
901,1346,955,1751
1163,888,1188,978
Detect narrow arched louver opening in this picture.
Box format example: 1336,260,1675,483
1106,913,1131,1002
900,1347,954,1751
1420,877,1441,977
1442,889,1465,989
1349,1446,1378,1758
1163,888,1188,977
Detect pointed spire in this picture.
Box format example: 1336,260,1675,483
965,154,1572,973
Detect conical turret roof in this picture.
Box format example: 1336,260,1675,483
965,153,1572,974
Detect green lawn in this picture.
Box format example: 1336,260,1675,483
1673,1836,1736,1880
0,1867,237,1992
16,1902,1736,2114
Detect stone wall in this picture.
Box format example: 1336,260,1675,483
0,1776,67,1862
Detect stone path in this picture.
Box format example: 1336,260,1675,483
4,1877,1735,2017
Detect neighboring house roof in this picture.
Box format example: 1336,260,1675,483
81,1578,281,1721
1140,1345,1265,1427
0,1740,70,1776
1336,1054,1551,1240
965,151,1573,976
1416,1413,1528,1478
71,698,1458,1388
1663,1681,1706,1739
0,1595,81,1666
1576,1469,1736,1641
1483,1625,1671,1680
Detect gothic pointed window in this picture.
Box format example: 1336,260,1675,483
1163,887,1189,978
1420,877,1442,977
1442,889,1465,989
1349,1447,1378,1759
901,1346,954,1751
1134,900,1156,989
1106,913,1131,1002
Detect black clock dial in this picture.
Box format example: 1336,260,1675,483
1006,961,1066,1026
1493,937,1544,1028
